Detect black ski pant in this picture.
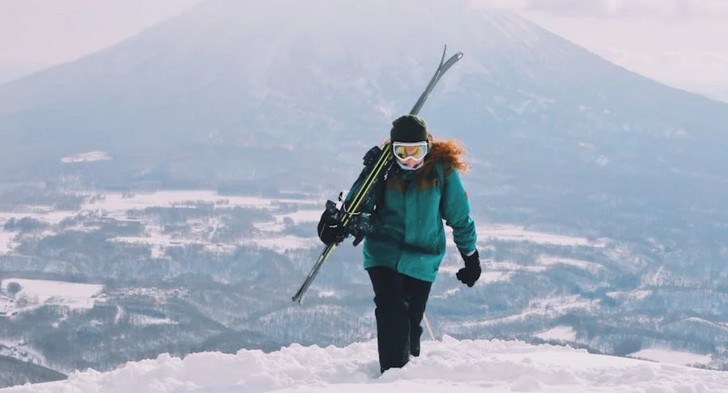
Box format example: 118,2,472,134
367,266,432,373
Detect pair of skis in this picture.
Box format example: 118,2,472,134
292,46,464,304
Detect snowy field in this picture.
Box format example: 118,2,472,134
0,229,14,253
253,209,323,233
477,225,605,247
0,190,612,258
461,295,599,329
533,326,712,367
78,190,314,215
629,348,712,367
536,256,605,274
2,337,725,393
534,326,712,366
0,278,103,315
60,150,112,163
0,190,323,257
534,325,578,342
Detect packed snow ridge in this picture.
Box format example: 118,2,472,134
4,337,726,392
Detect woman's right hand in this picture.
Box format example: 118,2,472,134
317,209,348,245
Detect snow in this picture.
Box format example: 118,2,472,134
278,209,322,224
0,339,48,368
534,326,578,342
537,256,605,274
0,190,323,257
2,192,608,258
437,266,513,287
129,315,177,326
254,209,323,233
82,190,322,254
0,227,15,253
0,209,76,225
426,276,557,300
462,296,598,328
444,224,606,251
3,336,726,392
0,278,103,313
476,225,605,247
81,191,320,255
80,191,311,216
488,261,548,273
478,270,514,284
607,290,652,301
629,348,712,367
60,150,112,163
242,235,319,253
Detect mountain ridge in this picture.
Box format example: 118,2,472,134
2,0,726,181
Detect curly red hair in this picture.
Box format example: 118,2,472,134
424,137,469,173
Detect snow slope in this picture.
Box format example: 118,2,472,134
0,278,103,316
2,337,725,392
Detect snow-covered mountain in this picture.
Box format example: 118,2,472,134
2,0,727,192
2,337,726,393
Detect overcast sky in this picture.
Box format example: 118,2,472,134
503,0,728,101
1,0,727,102
0,0,202,83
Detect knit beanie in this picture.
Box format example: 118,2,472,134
390,115,429,142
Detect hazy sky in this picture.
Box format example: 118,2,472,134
1,0,727,101
0,0,202,82
502,0,728,101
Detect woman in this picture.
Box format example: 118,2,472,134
319,114,481,373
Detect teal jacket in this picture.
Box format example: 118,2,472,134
361,151,477,282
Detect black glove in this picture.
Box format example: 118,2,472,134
456,250,481,287
317,210,348,245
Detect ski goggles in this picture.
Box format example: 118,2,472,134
392,141,429,161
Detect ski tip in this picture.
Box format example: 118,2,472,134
441,45,463,62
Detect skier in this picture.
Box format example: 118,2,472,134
317,114,481,373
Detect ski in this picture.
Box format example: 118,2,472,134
410,46,464,115
292,46,464,304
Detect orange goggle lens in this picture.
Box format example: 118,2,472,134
392,142,428,161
